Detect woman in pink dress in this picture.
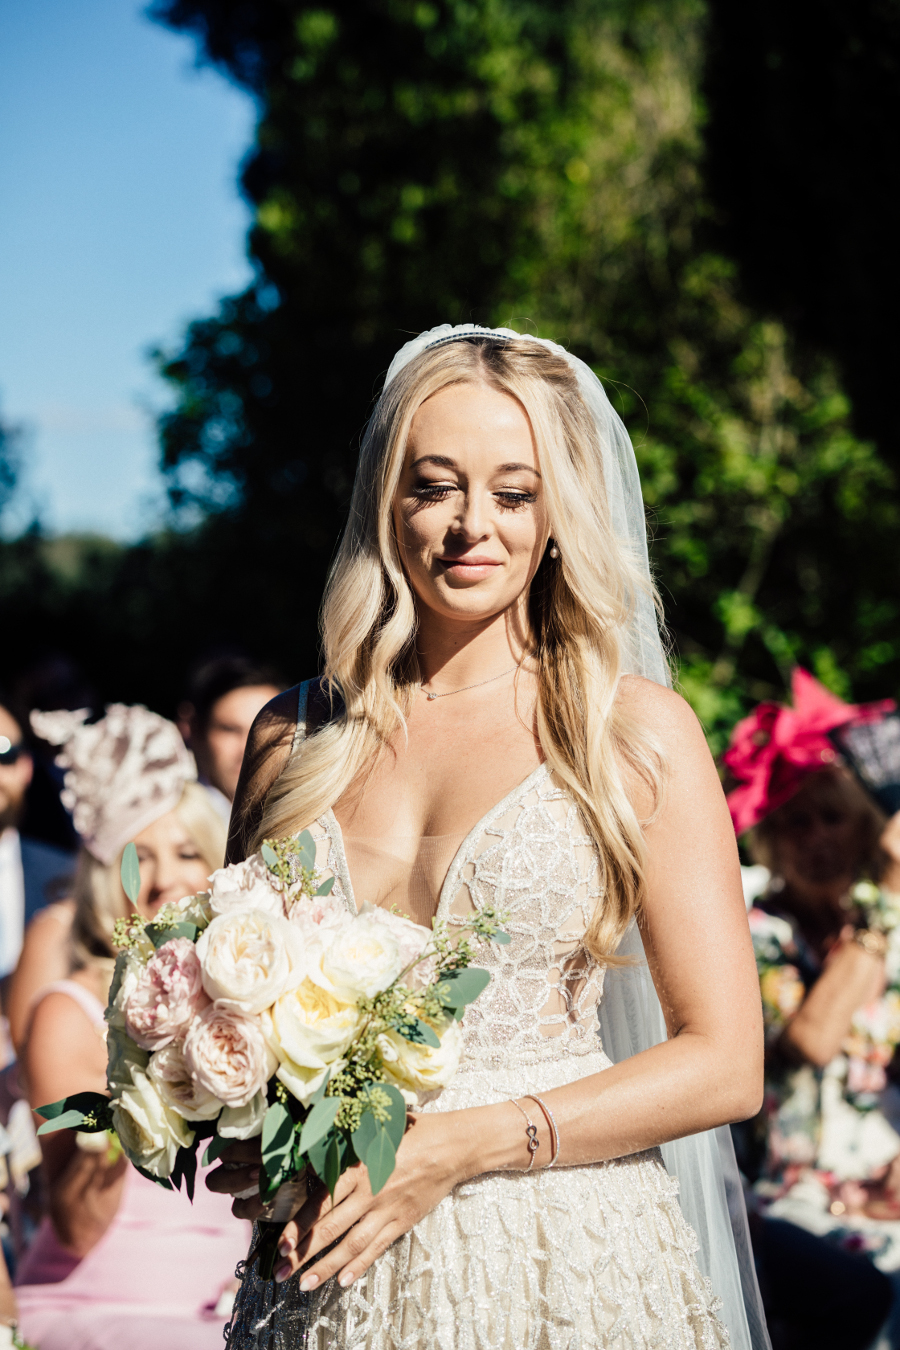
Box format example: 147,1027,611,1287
14,705,250,1350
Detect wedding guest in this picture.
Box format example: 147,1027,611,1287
725,669,900,1342
13,704,248,1350
0,700,74,989
178,655,282,823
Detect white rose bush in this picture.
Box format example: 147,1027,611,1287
37,830,507,1278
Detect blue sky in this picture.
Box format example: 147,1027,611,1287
0,0,255,538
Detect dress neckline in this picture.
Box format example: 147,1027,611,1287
323,761,550,927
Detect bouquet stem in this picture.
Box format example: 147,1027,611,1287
249,1179,308,1282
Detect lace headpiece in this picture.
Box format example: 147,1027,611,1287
30,704,196,864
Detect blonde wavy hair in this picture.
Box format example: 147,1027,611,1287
71,781,227,967
254,336,667,961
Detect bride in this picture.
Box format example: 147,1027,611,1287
210,325,767,1349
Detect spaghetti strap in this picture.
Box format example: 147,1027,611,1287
36,979,106,1030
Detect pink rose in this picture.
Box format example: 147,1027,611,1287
124,938,209,1051
183,1004,275,1108
287,889,350,940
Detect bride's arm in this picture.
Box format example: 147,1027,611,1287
211,679,763,1286
225,686,300,864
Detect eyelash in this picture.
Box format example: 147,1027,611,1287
412,484,536,511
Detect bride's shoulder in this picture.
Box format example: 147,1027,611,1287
226,682,309,863
614,674,707,754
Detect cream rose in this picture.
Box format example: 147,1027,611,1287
183,1003,276,1107
110,1069,195,1177
377,1019,463,1097
263,978,359,1105
123,938,209,1051
147,1041,221,1121
196,909,303,1014
322,912,404,999
208,854,285,918
358,904,432,987
218,1089,267,1140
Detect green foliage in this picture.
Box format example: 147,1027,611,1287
1,1,897,745
120,843,142,906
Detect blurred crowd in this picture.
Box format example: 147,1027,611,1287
2,657,900,1349
0,653,282,1349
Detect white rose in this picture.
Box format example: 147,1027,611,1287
218,1089,267,1140
322,912,404,999
156,891,215,931
377,1019,463,1098
357,904,433,987
147,1041,221,1121
196,909,304,1014
107,1023,150,1093
110,1069,194,1177
263,978,359,1105
208,854,285,918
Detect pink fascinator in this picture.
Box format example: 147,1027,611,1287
30,704,196,865
723,669,895,836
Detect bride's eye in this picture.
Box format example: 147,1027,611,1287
411,481,457,502
495,490,537,511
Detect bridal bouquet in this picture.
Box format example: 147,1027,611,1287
37,832,506,1277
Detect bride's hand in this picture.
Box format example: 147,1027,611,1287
206,1139,265,1220
272,1111,476,1287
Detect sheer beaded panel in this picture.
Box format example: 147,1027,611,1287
226,764,729,1350
322,766,606,1067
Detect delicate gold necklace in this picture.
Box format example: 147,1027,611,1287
420,661,521,701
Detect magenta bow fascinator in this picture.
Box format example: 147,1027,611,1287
723,668,895,835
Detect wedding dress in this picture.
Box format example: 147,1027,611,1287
226,733,730,1349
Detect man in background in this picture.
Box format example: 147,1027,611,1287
178,656,283,825
0,701,74,983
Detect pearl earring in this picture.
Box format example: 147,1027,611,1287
549,543,559,559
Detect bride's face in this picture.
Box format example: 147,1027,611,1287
393,381,549,626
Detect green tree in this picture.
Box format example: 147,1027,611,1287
151,0,900,747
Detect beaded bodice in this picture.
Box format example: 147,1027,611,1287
313,763,607,1070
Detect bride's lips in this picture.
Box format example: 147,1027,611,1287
436,555,502,580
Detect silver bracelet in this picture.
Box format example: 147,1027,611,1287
509,1098,540,1170
524,1094,560,1167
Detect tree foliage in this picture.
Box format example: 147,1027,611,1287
2,0,898,745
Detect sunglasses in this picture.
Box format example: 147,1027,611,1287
0,737,26,766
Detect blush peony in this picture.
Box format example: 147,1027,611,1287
183,1004,275,1108
123,938,209,1051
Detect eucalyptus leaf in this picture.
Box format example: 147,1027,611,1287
323,1133,342,1197
315,875,335,897
120,841,141,905
37,1108,86,1135
202,1134,230,1166
181,1146,197,1202
295,829,316,870
436,966,491,1009
261,842,279,870
261,1101,294,1174
305,1126,336,1180
35,1096,71,1121
298,1096,340,1154
147,921,198,949
379,1083,408,1151
492,930,512,945
365,1127,396,1195
350,1107,378,1162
